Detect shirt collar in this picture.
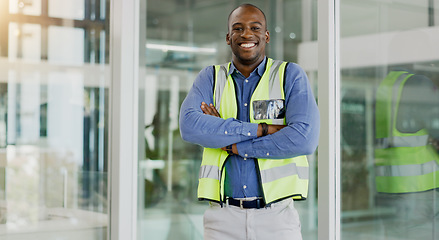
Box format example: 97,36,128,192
228,57,267,77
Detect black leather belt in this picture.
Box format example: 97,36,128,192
226,197,265,209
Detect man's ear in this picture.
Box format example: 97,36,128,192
265,30,270,43
226,33,231,45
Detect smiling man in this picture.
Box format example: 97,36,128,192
179,3,320,240
226,5,268,77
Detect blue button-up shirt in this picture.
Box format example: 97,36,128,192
179,57,320,199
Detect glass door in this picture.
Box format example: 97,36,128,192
137,0,319,239
0,0,110,239
340,0,439,239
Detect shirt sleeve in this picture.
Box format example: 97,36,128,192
236,63,320,159
179,66,259,149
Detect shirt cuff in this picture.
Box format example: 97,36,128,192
237,137,274,159
236,140,253,158
240,122,258,138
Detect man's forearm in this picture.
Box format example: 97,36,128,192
199,103,286,152
260,124,287,136
180,100,259,148
223,124,285,154
235,121,319,159
197,101,319,158
202,102,285,136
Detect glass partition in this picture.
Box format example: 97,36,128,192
0,0,110,239
137,0,319,239
340,0,439,239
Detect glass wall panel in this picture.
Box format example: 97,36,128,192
0,0,110,239
48,0,85,20
340,0,439,239
9,0,42,16
138,0,318,239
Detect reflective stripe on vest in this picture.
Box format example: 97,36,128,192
199,165,220,180
375,159,439,177
375,71,439,193
198,58,309,204
260,162,309,182
375,135,429,149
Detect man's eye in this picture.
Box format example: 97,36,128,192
252,27,261,31
233,28,242,31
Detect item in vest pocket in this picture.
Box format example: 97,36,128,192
253,99,285,120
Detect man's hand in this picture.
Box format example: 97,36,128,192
268,124,286,134
257,124,286,137
201,102,286,137
201,102,239,154
220,144,238,154
201,102,220,117
200,101,286,154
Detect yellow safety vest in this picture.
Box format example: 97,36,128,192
198,58,309,204
375,71,439,193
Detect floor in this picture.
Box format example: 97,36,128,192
139,195,439,240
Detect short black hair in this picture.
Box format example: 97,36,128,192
227,3,267,30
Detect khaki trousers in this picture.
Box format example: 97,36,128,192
203,198,302,240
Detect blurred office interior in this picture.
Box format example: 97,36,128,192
0,0,438,239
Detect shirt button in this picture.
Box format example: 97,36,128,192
244,158,247,160
266,152,270,156
245,79,249,83
243,185,247,189
245,154,248,157
244,103,248,107
247,132,251,136
225,131,228,134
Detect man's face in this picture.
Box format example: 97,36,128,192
226,6,270,66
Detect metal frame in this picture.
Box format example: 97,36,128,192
0,0,108,62
109,0,139,239
107,0,341,239
318,0,340,239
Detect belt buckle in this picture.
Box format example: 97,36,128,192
239,199,244,209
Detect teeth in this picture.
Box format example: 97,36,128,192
241,43,255,48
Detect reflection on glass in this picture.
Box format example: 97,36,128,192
341,1,439,239
8,23,41,61
48,0,85,20
48,26,84,65
138,0,318,239
0,0,109,239
9,0,42,16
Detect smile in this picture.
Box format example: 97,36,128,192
240,43,256,49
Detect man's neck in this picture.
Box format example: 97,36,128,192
232,56,265,78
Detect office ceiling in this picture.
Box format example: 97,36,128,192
143,0,438,70
144,0,309,68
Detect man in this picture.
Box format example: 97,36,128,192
375,68,439,239
179,4,319,239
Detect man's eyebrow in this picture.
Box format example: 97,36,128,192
231,21,263,27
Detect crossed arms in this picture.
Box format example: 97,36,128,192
179,64,320,159
200,101,286,154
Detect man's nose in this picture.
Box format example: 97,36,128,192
241,27,253,38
